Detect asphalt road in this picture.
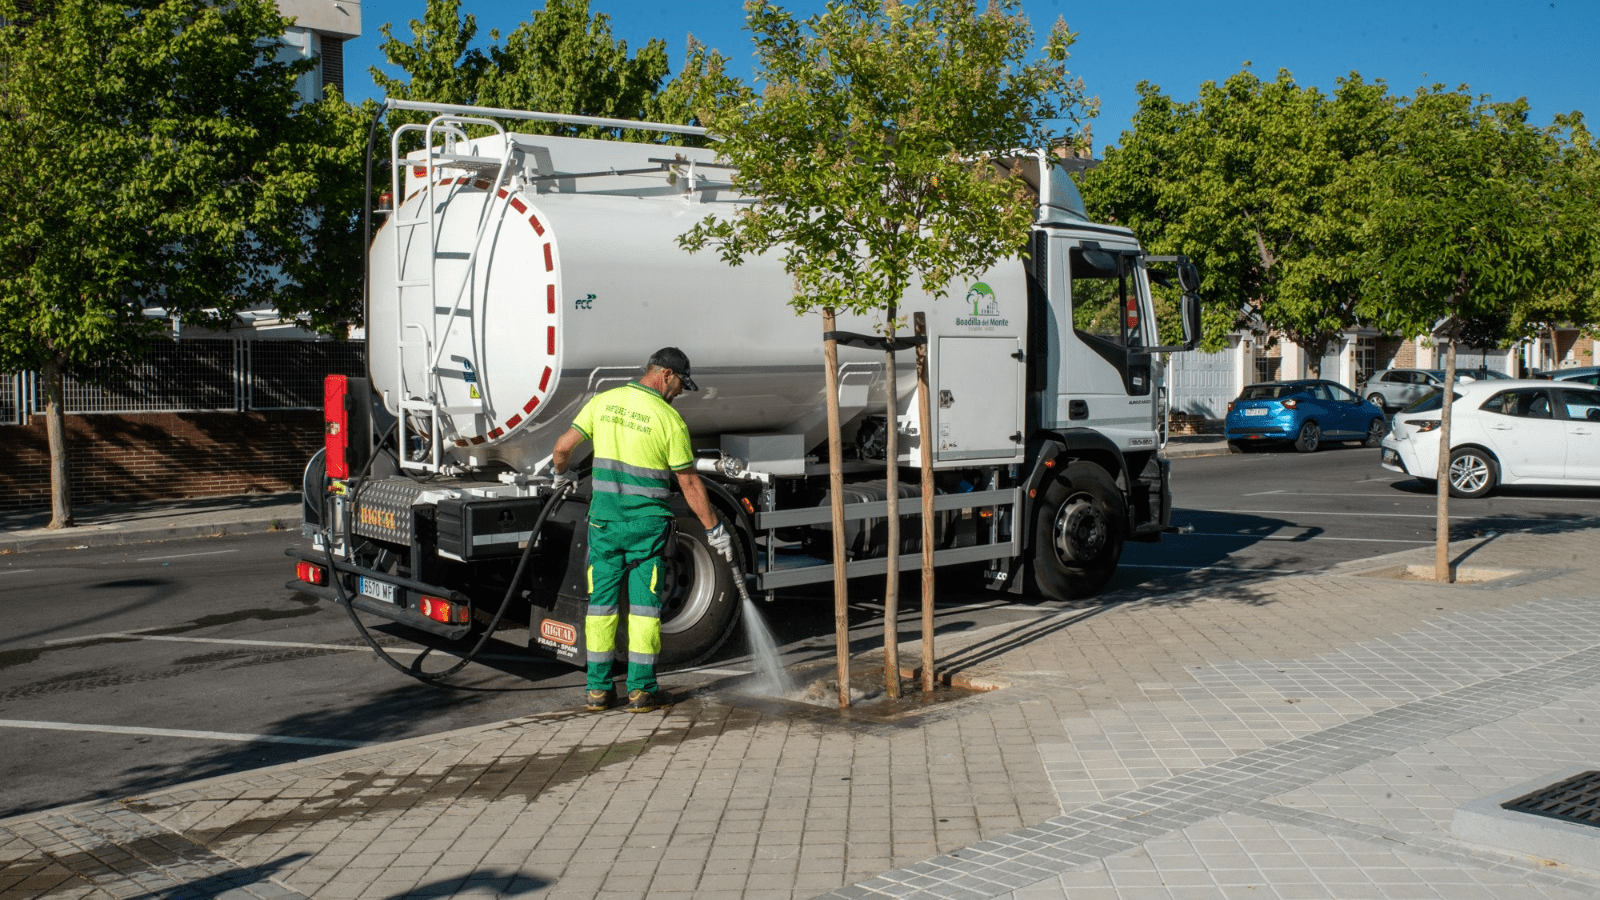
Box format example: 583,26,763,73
4,444,1598,819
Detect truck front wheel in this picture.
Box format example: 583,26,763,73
1031,463,1126,601
657,514,742,667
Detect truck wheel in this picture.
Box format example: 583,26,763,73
657,514,742,667
1031,463,1125,601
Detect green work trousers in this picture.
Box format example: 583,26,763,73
585,515,669,693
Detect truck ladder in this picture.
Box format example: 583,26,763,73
385,116,516,473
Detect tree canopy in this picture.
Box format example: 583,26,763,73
680,0,1093,318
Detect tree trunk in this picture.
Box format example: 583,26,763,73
43,358,74,529
822,309,851,708
1434,337,1457,583
882,310,901,699
914,313,936,694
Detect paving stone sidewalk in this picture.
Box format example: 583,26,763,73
3,528,1598,900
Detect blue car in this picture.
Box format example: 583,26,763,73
1225,379,1389,453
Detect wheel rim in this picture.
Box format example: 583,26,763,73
1449,454,1490,494
1367,419,1386,443
1052,494,1109,564
659,539,717,635
1298,422,1319,450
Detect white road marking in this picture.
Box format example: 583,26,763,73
43,626,173,645
36,632,537,664
0,570,34,577
1204,508,1600,521
0,718,367,748
135,549,240,562
1180,532,1433,544
1122,563,1304,575
1243,490,1287,496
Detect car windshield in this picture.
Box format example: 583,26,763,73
1404,390,1463,413
1240,384,1303,400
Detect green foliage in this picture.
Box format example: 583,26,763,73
1353,86,1580,343
679,0,1092,319
0,0,351,378
375,0,747,146
1080,68,1398,356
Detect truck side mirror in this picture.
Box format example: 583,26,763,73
1178,260,1201,293
1180,291,1202,351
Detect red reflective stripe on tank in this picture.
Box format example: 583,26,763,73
474,180,489,189
412,166,425,177
488,427,504,439
506,414,523,428
529,216,545,236
539,367,552,390
547,327,556,355
543,244,553,271
497,188,508,199
523,396,539,414
510,198,527,214
546,284,555,313
455,439,469,447
470,435,486,445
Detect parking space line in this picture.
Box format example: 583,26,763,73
37,632,539,664
0,570,34,577
1205,508,1600,521
0,718,368,748
1123,563,1304,575
1181,532,1433,544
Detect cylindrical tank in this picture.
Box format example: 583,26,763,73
368,132,1022,473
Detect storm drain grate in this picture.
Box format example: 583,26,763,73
1502,770,1600,828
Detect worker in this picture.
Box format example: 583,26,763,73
548,347,732,713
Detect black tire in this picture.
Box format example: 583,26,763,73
1447,447,1498,499
656,513,742,667
1362,417,1387,448
1294,420,1321,453
1367,393,1387,411
1030,462,1125,601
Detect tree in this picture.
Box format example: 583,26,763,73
374,0,745,146
1080,68,1398,360
681,0,1092,702
1354,85,1580,580
0,0,348,527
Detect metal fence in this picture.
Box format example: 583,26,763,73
3,339,366,424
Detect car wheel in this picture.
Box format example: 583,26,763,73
1362,417,1387,448
1030,462,1125,601
1367,393,1386,410
1447,447,1498,499
1293,420,1320,453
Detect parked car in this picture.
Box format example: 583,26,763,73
1546,365,1600,387
1380,378,1600,497
1362,367,1509,411
1225,379,1388,453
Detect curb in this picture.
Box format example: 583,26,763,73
1161,442,1233,459
0,516,299,555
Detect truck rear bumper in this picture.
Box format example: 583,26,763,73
285,548,473,640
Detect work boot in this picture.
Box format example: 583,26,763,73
626,689,664,713
584,687,616,712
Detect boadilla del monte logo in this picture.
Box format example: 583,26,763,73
957,282,1008,327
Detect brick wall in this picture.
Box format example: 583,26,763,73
0,410,322,509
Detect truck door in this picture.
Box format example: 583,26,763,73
1049,238,1156,446
935,336,1025,462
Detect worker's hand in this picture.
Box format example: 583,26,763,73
550,469,575,492
705,523,734,563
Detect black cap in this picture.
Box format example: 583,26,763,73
648,347,698,391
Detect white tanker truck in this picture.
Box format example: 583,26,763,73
288,100,1203,669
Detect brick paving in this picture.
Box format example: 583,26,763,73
3,526,1599,899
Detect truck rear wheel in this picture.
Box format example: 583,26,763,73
657,514,742,667
1031,463,1125,601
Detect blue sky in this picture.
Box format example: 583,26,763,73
344,1,1597,152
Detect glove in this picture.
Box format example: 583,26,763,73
550,469,575,492
705,523,734,563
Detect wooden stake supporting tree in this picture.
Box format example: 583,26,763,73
915,313,937,693
679,0,1092,708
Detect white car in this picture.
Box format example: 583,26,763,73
1380,378,1600,497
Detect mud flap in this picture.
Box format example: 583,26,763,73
529,594,588,667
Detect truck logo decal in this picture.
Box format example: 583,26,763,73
576,293,595,310
956,282,1009,328
539,619,577,646
358,506,398,531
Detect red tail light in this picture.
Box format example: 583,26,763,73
324,375,351,478
1282,399,1298,409
296,561,327,586
419,596,469,624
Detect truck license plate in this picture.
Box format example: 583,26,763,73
1245,408,1268,416
359,577,396,604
